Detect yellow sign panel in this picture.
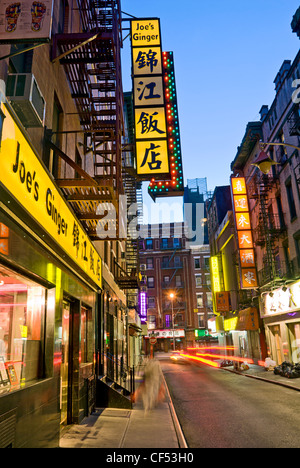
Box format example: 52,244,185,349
132,47,162,76
131,19,161,47
241,268,258,289
210,256,221,293
235,212,251,230
135,107,167,140
136,140,169,176
134,76,164,107
231,177,247,195
0,104,102,289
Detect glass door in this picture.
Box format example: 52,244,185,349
60,301,70,426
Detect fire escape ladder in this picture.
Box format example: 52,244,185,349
50,0,125,240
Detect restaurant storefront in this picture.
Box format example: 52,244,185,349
0,103,102,448
222,307,265,362
260,281,300,365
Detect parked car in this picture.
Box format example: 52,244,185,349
170,351,189,364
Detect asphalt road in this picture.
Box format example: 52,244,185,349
160,357,300,448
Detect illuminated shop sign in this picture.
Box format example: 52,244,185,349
0,0,54,43
147,329,185,338
148,51,184,199
131,18,170,179
0,104,102,289
139,291,147,324
210,256,221,293
230,177,258,289
262,281,300,317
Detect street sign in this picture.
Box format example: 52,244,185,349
149,336,157,345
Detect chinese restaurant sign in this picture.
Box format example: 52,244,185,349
0,104,102,289
210,256,222,314
0,0,53,43
230,177,258,289
131,18,170,179
148,51,184,199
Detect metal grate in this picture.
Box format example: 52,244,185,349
0,409,17,448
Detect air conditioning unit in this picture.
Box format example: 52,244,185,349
6,73,45,128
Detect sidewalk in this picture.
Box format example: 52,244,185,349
59,356,300,449
221,362,300,391
60,358,187,449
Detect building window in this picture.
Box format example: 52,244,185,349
198,313,205,328
161,238,168,249
146,257,154,269
286,178,297,220
175,275,182,287
163,275,170,285
195,274,202,287
206,292,213,308
204,273,211,286
148,315,156,328
295,234,300,268
0,264,46,388
148,297,156,308
147,277,155,288
173,238,180,248
196,293,203,308
194,258,200,269
146,239,153,250
165,314,172,328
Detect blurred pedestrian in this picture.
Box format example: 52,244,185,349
137,358,165,413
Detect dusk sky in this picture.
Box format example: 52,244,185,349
121,1,300,223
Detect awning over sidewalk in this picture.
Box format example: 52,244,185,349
223,307,259,332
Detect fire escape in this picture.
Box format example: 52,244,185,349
48,0,139,290
50,0,124,239
249,171,288,286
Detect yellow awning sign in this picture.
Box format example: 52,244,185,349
0,104,102,289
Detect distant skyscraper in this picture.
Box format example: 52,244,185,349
183,178,210,246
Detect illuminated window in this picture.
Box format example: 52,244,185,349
196,293,203,308
0,265,46,389
165,314,171,328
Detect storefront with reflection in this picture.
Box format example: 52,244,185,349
0,103,101,448
260,281,300,365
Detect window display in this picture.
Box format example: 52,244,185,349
0,264,45,390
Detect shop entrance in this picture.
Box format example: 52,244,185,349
269,325,283,365
60,300,72,426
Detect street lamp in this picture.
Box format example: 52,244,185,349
170,292,176,351
252,141,300,174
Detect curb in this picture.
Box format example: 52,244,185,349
161,372,188,449
221,367,300,392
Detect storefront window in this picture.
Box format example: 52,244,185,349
0,265,45,389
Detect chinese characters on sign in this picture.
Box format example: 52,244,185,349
131,18,170,179
231,177,258,289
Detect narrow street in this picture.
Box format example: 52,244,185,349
160,357,300,448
